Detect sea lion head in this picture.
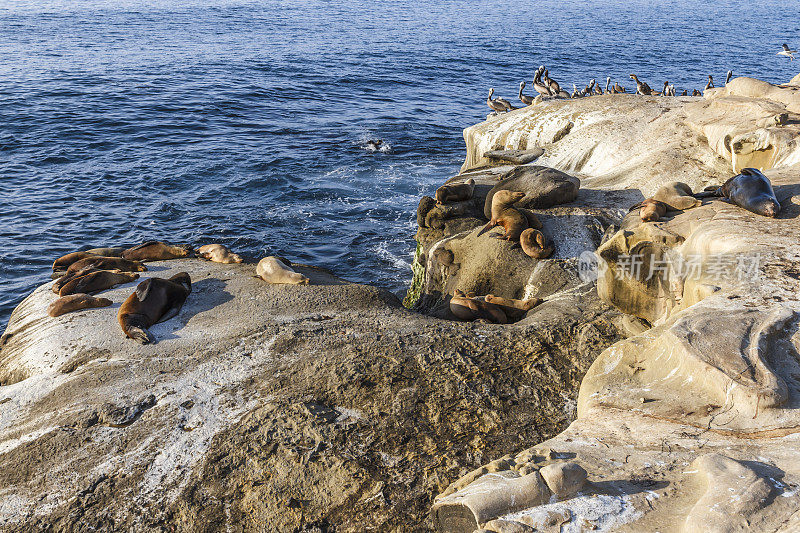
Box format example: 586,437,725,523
493,190,525,207
754,197,781,218
169,272,192,293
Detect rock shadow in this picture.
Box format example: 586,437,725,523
149,278,234,342
773,184,800,219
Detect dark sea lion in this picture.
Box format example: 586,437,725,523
118,272,192,344
121,241,193,261
479,190,529,241
59,270,140,296
435,178,475,204
718,168,781,217
49,293,112,317
651,182,701,210
417,196,437,228
66,256,147,275
52,251,100,272
520,228,554,258
483,166,579,219
484,294,541,318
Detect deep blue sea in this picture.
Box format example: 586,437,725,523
2,0,799,330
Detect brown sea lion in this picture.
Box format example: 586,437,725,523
485,294,542,318
651,182,701,210
118,272,192,344
433,247,454,266
449,290,508,324
84,247,127,257
66,256,147,275
717,168,781,217
52,251,100,272
479,190,529,241
435,178,475,204
520,228,554,258
256,256,309,285
52,266,102,294
49,293,112,317
197,244,243,264
637,198,669,222
59,270,140,296
121,241,192,261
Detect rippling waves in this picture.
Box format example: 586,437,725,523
1,0,798,330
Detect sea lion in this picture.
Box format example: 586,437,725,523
66,256,147,275
417,196,437,228
59,270,140,296
435,178,475,204
520,228,554,258
425,202,470,230
717,168,781,217
433,247,454,266
483,166,580,219
52,251,100,272
84,247,127,257
52,266,102,294
479,190,529,241
49,293,112,317
121,241,192,261
256,256,309,285
635,198,669,222
484,294,542,318
118,272,192,344
449,290,507,324
651,182,701,210
197,244,243,264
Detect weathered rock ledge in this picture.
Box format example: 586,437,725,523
2,74,800,532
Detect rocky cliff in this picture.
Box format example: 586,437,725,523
2,74,800,532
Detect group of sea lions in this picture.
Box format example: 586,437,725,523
632,168,781,223
47,240,310,345
479,190,554,259
450,290,541,324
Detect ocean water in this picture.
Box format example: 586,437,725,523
2,0,799,330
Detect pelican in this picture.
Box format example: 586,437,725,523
778,43,796,61
660,81,669,96
669,84,675,96
533,68,552,96
630,74,654,95
593,80,603,95
572,83,579,98
487,88,508,114
519,81,534,106
605,77,611,94
692,89,701,96
613,81,626,93
544,69,562,94
725,70,733,85
704,75,714,90
496,95,516,111
680,89,688,96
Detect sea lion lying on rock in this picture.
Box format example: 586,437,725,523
53,266,102,294
59,270,140,297
651,181,702,210
416,196,437,228
483,166,579,219
52,251,99,272
714,168,781,217
118,272,192,344
520,228,554,258
479,191,529,241
121,241,193,261
484,294,541,319
449,290,507,324
435,178,475,204
425,202,471,230
633,198,669,222
66,256,147,275
84,247,127,257
49,293,112,317
256,256,309,285
197,244,242,264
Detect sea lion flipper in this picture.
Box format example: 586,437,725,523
135,279,154,301
128,326,154,344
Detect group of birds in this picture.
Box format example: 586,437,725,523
487,66,739,114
